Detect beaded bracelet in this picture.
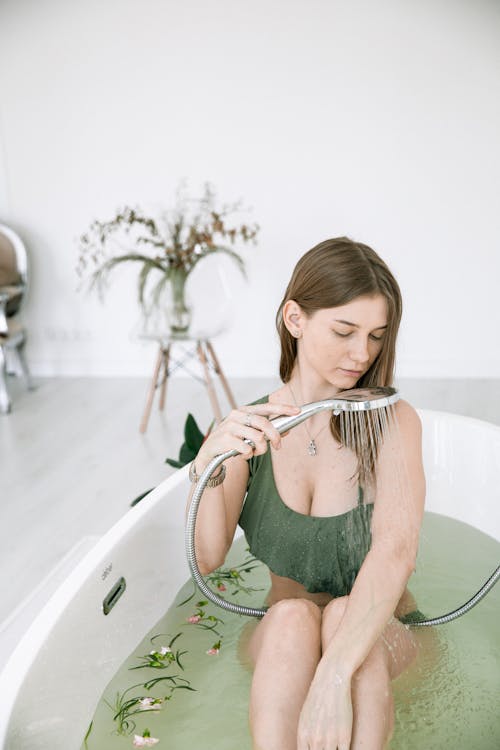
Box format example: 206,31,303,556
189,460,226,487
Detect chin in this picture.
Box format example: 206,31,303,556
336,374,363,390
328,376,352,390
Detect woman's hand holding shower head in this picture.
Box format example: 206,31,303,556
194,402,301,472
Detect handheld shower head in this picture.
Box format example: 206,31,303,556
270,386,399,435
331,386,399,410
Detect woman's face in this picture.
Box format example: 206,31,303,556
293,294,388,389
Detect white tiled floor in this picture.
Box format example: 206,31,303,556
0,375,499,668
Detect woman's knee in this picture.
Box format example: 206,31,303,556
249,598,321,664
265,597,322,632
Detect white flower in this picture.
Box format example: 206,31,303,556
149,646,172,657
132,734,160,747
137,697,162,711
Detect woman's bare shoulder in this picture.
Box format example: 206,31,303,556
392,398,422,436
376,398,424,478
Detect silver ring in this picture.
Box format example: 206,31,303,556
244,413,252,428
243,438,256,449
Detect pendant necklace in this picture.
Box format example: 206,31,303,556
287,382,330,456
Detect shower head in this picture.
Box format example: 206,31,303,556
270,386,400,435
331,386,399,411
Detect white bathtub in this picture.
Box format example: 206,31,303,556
0,409,499,749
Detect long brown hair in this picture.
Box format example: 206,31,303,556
275,237,403,487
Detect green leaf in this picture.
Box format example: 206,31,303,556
83,720,93,748
184,413,205,452
179,443,197,465
164,412,208,469
151,272,172,308
130,488,155,507
168,632,183,648
165,458,184,469
176,584,196,607
137,262,159,307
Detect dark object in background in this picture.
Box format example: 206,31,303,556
165,413,207,468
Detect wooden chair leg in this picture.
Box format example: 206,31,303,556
139,346,163,433
196,340,223,424
205,340,237,409
158,345,170,411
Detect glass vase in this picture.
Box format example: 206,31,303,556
166,267,192,336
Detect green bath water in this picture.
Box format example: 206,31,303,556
82,512,500,749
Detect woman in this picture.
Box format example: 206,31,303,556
186,237,426,750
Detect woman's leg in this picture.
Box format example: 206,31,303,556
247,598,322,750
349,641,396,749
321,597,419,750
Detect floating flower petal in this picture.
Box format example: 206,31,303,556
138,697,163,711
132,734,160,747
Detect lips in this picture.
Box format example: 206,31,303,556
341,369,363,375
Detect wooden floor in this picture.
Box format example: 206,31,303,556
0,374,499,666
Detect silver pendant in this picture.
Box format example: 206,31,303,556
308,439,317,456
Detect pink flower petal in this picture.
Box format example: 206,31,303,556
132,735,160,747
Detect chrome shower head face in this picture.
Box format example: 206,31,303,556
270,387,400,434
333,386,400,412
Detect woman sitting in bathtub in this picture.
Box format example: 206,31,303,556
186,237,426,750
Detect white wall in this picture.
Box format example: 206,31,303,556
1,0,499,378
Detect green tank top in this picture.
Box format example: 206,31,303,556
238,395,375,597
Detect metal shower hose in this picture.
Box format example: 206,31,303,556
185,407,500,627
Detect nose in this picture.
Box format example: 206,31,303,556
348,335,370,365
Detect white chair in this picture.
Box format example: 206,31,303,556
137,254,243,433
137,330,236,433
0,223,33,413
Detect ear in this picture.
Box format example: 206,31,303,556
282,299,304,338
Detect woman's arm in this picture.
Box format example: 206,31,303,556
185,400,300,574
323,399,426,674
297,400,425,749
185,450,250,574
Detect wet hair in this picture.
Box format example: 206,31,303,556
275,237,403,487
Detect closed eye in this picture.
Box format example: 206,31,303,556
333,331,384,342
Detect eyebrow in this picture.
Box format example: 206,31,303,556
333,319,388,330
